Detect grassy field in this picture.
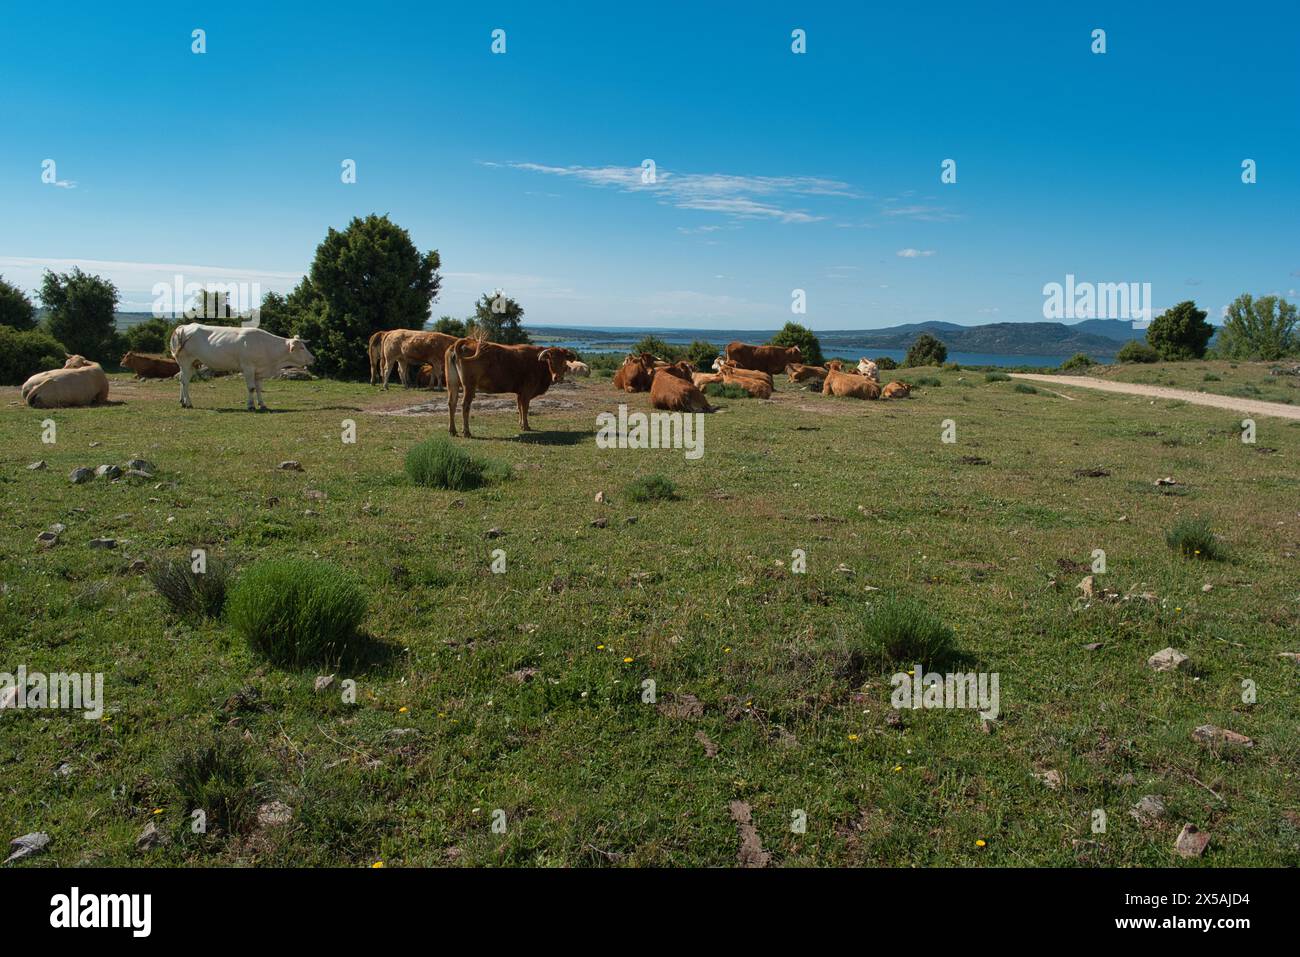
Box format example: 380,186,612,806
1078,359,1300,405
2,366,1298,867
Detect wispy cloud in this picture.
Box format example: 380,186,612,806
484,161,858,224
896,248,936,258
881,203,960,223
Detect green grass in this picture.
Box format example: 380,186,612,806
1087,359,1300,405
1,368,1297,867
405,435,508,490
226,557,370,668
624,473,679,502
984,371,1011,382
704,382,750,399
1165,517,1227,561
1012,383,1039,394
147,556,230,621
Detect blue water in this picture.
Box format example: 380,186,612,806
530,328,1072,369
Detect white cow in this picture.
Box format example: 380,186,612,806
857,358,880,381
565,360,590,378
22,356,111,408
170,323,315,411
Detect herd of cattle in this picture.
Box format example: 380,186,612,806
16,324,911,433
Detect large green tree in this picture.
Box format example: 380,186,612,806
433,315,467,337
770,321,823,365
299,215,442,377
904,332,947,367
1213,294,1298,360
1145,300,1213,360
470,291,530,344
0,275,36,331
39,267,121,361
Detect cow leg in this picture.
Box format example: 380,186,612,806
240,365,258,411
462,387,474,438
254,372,268,411
517,394,532,431
178,361,193,408
399,361,413,388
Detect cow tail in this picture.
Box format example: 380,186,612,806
445,340,463,395
169,325,189,359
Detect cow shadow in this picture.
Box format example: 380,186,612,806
507,429,594,446
209,405,364,415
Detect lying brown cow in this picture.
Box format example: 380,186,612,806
724,341,802,375
881,381,911,399
823,363,881,400
785,362,827,383
613,354,655,393
382,330,456,390
651,367,715,413
120,351,180,379
22,356,111,408
692,371,724,389
445,339,577,437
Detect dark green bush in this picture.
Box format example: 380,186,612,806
685,339,720,371
1013,382,1039,394
984,371,1011,382
227,558,369,667
904,333,948,367
864,597,957,667
0,325,68,385
769,322,823,366
1060,352,1095,371
1116,340,1159,363
875,356,899,371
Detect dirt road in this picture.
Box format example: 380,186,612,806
1009,374,1300,421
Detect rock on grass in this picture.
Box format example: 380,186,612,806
1147,647,1189,672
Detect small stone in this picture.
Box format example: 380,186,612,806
1191,724,1253,749
1077,575,1095,598
590,517,608,528
125,459,155,474
5,832,51,863
1201,583,1213,592
69,467,93,484
302,489,327,501
256,801,293,827
486,527,502,539
36,530,59,547
1174,823,1210,858
508,668,540,684
88,538,117,550
1147,647,1189,672
594,491,606,503
1083,642,1104,651
313,675,336,693
27,461,46,471
124,469,153,480
94,464,122,480
1034,769,1063,790
135,820,168,852
1131,795,1167,825
278,461,303,471
127,559,147,573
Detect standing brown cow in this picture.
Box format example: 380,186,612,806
445,339,577,437
724,341,802,375
381,330,457,390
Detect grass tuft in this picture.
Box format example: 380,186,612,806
864,596,958,667
625,474,679,502
405,436,507,490
1166,517,1226,561
164,731,262,836
984,371,1011,382
147,556,230,620
1013,382,1039,394
227,558,369,667
704,382,750,399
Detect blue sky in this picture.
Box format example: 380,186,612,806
1,1,1296,330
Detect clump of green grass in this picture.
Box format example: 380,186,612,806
1166,518,1226,561
625,474,679,502
704,382,750,399
147,556,230,620
984,371,1011,382
405,436,506,490
164,731,262,836
227,558,369,667
1013,382,1039,394
1203,373,1221,382
907,375,941,387
864,597,957,667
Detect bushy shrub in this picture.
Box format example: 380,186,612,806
874,356,899,371
685,339,719,371
1061,352,1094,371
1013,382,1039,394
123,316,176,354
227,558,369,667
984,371,1011,382
904,333,947,367
1116,340,1159,363
165,732,262,836
405,436,506,490
864,597,957,667
1166,518,1225,561
0,325,68,385
633,335,683,361
147,556,230,620
625,474,678,502
770,322,823,366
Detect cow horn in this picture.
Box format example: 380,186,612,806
537,348,552,361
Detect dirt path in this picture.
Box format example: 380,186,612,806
1009,374,1300,421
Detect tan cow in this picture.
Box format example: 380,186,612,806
881,381,912,399
381,330,457,390
22,356,111,408
786,362,828,383
651,367,715,413
565,360,591,377
822,365,881,400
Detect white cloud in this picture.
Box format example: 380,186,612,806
896,248,936,258
881,202,960,222
486,161,857,224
